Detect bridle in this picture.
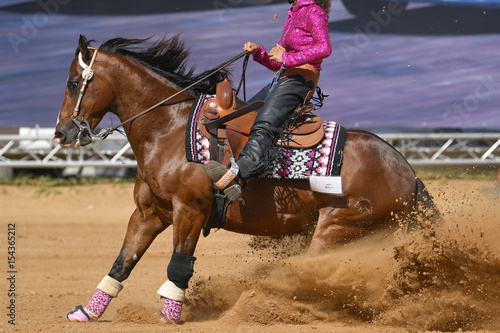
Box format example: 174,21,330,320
71,46,249,142
71,46,99,143
74,47,99,117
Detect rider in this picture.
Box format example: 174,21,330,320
205,0,332,195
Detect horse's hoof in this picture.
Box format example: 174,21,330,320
159,316,176,324
158,297,183,324
155,311,179,325
65,305,95,322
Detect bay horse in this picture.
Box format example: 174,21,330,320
54,35,436,324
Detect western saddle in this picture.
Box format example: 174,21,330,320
199,76,325,166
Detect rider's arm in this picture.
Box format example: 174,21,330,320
252,44,284,72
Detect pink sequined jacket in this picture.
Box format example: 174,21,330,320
253,0,332,72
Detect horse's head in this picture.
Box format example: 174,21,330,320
54,35,114,148
55,34,228,148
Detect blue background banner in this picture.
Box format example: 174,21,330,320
1,0,499,131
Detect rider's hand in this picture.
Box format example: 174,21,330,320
243,42,260,55
268,44,285,63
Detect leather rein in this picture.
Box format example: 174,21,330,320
72,47,249,141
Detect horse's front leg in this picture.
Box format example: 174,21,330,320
66,180,167,322
156,196,210,324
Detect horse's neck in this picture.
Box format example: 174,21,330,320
110,59,191,158
112,60,188,132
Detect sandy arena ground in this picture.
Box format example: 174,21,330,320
1,177,499,333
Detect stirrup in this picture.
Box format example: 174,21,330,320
224,184,243,202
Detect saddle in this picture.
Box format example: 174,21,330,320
198,76,324,165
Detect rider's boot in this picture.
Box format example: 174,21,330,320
204,132,270,202
205,158,242,201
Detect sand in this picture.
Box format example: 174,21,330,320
1,177,499,333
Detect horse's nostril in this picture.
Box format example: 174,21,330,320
53,131,65,143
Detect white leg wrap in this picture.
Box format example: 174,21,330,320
97,275,123,298
157,280,185,302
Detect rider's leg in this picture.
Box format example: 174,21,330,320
205,75,313,188
237,75,313,179
248,82,271,104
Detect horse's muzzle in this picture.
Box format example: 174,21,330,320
54,121,92,148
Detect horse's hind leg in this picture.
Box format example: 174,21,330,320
67,181,167,322
307,207,365,255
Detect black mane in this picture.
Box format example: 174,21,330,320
91,35,225,95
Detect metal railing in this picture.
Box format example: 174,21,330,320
0,127,136,168
0,127,499,169
382,132,500,165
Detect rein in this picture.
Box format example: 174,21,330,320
234,54,249,101
73,48,249,141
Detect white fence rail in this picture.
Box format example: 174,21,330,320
0,127,136,169
0,128,499,169
382,132,500,165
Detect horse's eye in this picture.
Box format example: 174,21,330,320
68,81,79,90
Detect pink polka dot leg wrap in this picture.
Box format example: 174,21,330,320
66,306,92,322
162,298,183,323
85,289,112,318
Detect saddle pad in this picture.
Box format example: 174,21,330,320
186,94,347,178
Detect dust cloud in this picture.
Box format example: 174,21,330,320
185,180,500,331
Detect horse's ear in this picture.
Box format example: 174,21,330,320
78,34,91,62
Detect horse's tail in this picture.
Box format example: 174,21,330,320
406,178,440,232
415,178,438,215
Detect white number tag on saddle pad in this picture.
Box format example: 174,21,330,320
309,176,343,194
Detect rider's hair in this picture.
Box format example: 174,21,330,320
315,0,331,16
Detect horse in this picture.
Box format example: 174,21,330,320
54,35,437,324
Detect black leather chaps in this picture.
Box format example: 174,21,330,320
236,74,314,179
